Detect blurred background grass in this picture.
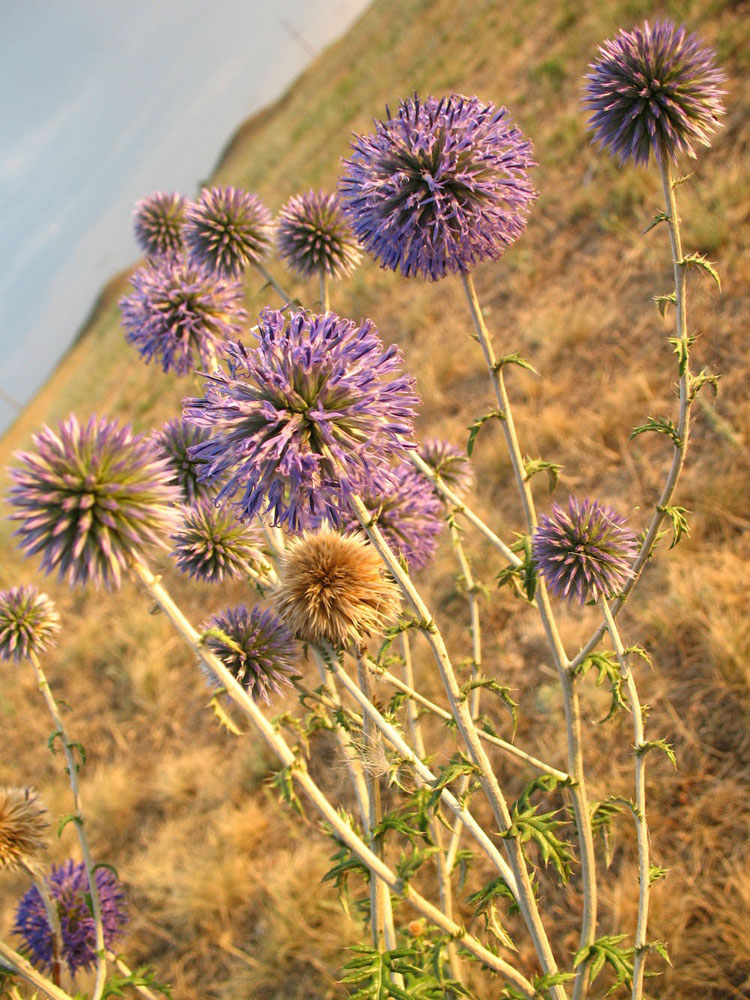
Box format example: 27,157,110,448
1,0,749,996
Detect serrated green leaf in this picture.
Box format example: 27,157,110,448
636,739,677,768
396,846,441,883
459,676,517,734
641,211,670,235
689,368,720,401
656,503,690,548
645,939,672,965
270,763,304,815
649,864,670,884
576,651,628,721
501,801,573,885
467,410,503,457
573,935,634,993
57,812,82,837
494,352,539,376
208,692,244,736
630,416,681,445
523,456,562,493
653,291,676,317
681,251,721,290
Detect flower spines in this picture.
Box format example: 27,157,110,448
183,308,419,533
0,587,60,662
8,415,182,588
132,191,186,257
340,94,537,280
171,500,267,583
183,186,273,278
120,254,247,375
584,19,726,166
276,190,362,280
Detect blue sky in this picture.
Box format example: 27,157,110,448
0,0,371,431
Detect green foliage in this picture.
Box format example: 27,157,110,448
493,352,539,376
590,796,630,867
575,650,627,721
681,251,721,290
269,762,304,815
496,535,537,603
500,971,575,999
341,943,472,999
573,935,634,994
688,368,720,401
459,675,517,734
502,778,574,885
426,754,482,811
102,964,173,999
657,504,690,548
208,691,244,736
467,410,503,456
630,416,681,446
466,876,518,949
635,738,677,769
57,811,83,837
323,826,371,897
653,291,676,317
641,211,670,235
522,456,562,493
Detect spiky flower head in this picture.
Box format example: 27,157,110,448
339,94,536,280
276,190,362,280
201,606,297,702
183,307,419,533
532,497,638,605
0,787,48,874
340,461,444,571
120,254,247,375
153,419,216,504
14,859,127,975
418,439,473,497
8,415,181,588
171,500,267,584
0,587,60,663
584,19,726,166
275,530,401,649
184,186,273,278
132,191,186,257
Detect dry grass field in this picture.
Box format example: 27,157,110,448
1,0,749,996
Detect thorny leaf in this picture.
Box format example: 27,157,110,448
657,504,690,548
575,651,628,721
459,676,517,734
681,251,721,290
653,291,676,317
635,739,677,768
630,416,681,446
573,935,634,994
467,410,503,456
523,456,562,493
493,352,539,376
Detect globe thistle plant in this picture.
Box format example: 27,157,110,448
184,186,273,278
8,415,182,588
153,419,216,504
183,307,419,533
339,94,536,280
340,461,444,571
120,254,247,375
0,787,48,874
132,191,186,257
275,529,401,649
201,605,297,703
0,586,60,663
532,497,638,605
418,438,473,497
276,190,362,280
584,19,726,166
14,859,127,975
171,499,267,584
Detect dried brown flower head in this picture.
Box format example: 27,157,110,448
0,787,48,874
275,530,400,649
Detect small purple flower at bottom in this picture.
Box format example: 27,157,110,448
14,860,127,975
532,497,638,605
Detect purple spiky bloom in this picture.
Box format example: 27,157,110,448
418,439,473,497
339,94,536,280
183,307,419,533
0,587,60,663
532,497,638,605
132,191,186,257
340,461,444,571
184,186,273,278
119,254,247,375
201,605,297,703
14,859,126,975
153,419,217,504
584,19,726,166
276,190,362,280
171,499,267,584
8,415,182,588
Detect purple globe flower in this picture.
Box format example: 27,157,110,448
418,439,473,497
153,419,217,504
171,499,267,584
339,94,536,280
532,497,638,605
14,859,127,975
201,605,297,703
340,461,444,571
184,186,273,278
132,191,186,257
183,307,419,533
120,254,247,375
8,416,181,588
276,190,362,280
0,587,60,663
584,19,726,166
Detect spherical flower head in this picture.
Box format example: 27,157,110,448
183,307,419,533
0,787,48,875
8,415,182,588
276,189,362,280
339,94,536,280
275,529,401,649
153,419,217,504
14,859,127,975
132,191,186,257
340,461,444,571
584,19,726,166
532,497,638,605
120,253,248,376
171,499,267,584
0,586,60,662
184,186,273,278
418,439,473,497
201,605,297,703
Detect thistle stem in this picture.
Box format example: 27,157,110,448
254,262,294,304
28,653,107,1000
31,874,63,987
129,556,536,997
0,940,77,1000
320,270,330,311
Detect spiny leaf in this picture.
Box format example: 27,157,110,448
630,416,681,445
467,875,520,937
591,797,630,867
523,456,562,493
426,756,481,811
635,739,677,768
657,504,690,548
208,692,244,736
642,939,672,966
494,352,539,376
396,846,442,883
57,812,82,837
501,802,573,885
689,368,720,401
672,171,694,187
459,676,517,734
573,935,634,993
649,864,670,885
641,211,670,235
270,762,304,815
575,651,627,721
681,251,721,290
532,972,576,995
102,964,173,1000
467,410,503,456
496,535,536,604
653,291,676,317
